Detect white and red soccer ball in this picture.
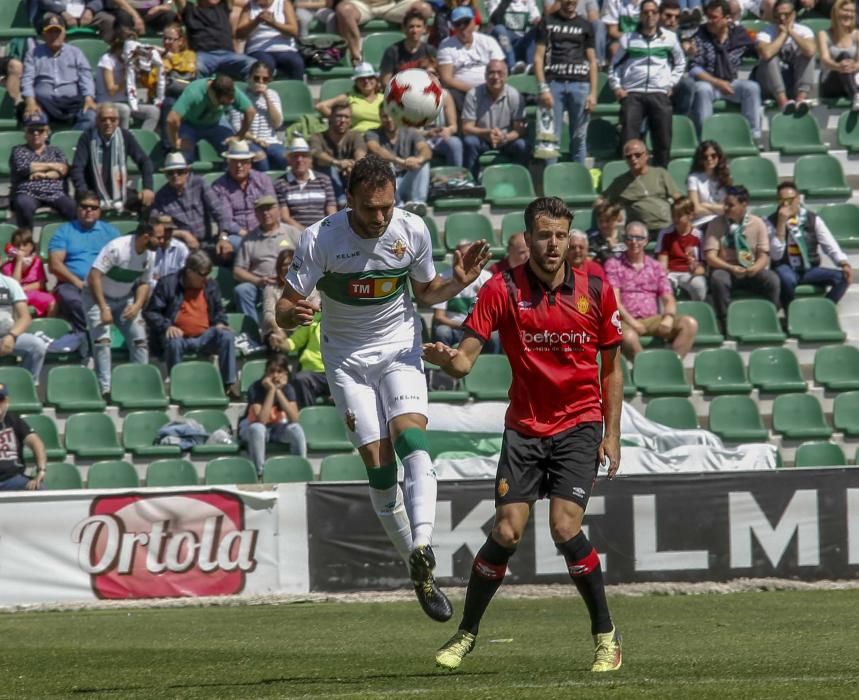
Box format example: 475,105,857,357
384,68,444,128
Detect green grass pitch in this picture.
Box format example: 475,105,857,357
3,589,859,699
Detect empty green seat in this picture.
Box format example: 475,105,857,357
586,118,620,162
69,38,109,71
794,154,851,200
769,113,826,155
122,410,180,457
667,158,692,195
46,366,107,411
185,409,240,455
299,405,353,451
701,113,758,156
787,298,846,342
481,164,536,207
263,455,315,483
591,72,620,118
600,160,627,192
833,391,859,437
693,348,752,394
644,397,699,429
708,395,769,441
205,456,258,485
728,156,778,201
836,110,859,154
443,212,501,255
0,132,24,177
0,367,41,413
772,393,832,439
543,162,597,207
423,216,447,260
170,361,229,408
362,31,404,69
676,301,724,346
500,212,526,245
621,355,636,398
726,300,786,344
240,359,267,394
146,458,199,487
632,350,691,396
30,317,72,346
319,77,354,101
64,413,124,459
128,128,163,171
817,203,859,248
23,414,65,461
270,80,315,123
87,460,139,489
111,364,168,410
44,463,83,490
814,345,859,392
462,355,512,400
319,453,367,481
794,441,846,468
748,347,807,393
49,130,80,162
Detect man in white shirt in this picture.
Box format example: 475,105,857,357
438,6,505,108
0,275,48,384
151,214,189,289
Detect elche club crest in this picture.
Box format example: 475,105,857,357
390,239,408,259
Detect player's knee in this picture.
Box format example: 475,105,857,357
492,520,523,549
393,427,429,460
550,521,582,543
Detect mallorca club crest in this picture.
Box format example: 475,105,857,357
497,478,509,498
390,239,408,259
576,295,590,314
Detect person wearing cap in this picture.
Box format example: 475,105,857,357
70,102,155,218
10,113,77,230
232,195,301,324
0,383,49,492
84,223,159,396
0,265,50,385
151,214,189,288
211,140,277,253
173,0,257,79
166,75,256,163
335,0,431,66
152,152,233,258
438,6,505,109
48,190,121,338
309,100,367,208
274,137,337,230
21,13,97,131
316,62,384,133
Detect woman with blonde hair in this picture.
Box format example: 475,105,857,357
818,0,859,110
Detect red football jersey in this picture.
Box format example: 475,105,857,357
463,263,622,438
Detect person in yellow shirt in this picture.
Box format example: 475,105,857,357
285,311,329,408
315,62,383,133
149,23,198,147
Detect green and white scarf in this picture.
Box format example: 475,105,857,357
89,129,127,212
784,208,811,270
723,213,755,268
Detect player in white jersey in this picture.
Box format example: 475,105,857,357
277,155,490,622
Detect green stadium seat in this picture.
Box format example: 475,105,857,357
813,345,859,392
676,301,724,346
599,160,627,193
210,264,236,309
195,140,224,172
728,156,778,201
587,119,620,162
794,441,846,468
299,405,353,451
0,88,17,129
38,222,64,261
701,113,758,156
621,355,636,398
226,312,264,348
69,38,109,71
49,131,81,162
0,132,25,177
87,460,140,489
0,224,17,251
787,298,846,342
146,458,199,487
319,453,367,481
444,212,500,255
170,361,229,408
748,347,807,393
122,410,180,458
833,391,859,436
428,166,483,211
462,355,512,400
726,300,786,344
0,367,42,413
44,463,83,490
646,115,698,159
362,32,404,69
632,349,691,396
708,395,769,441
184,409,240,455
240,359,267,395
817,203,859,248
543,162,597,207
644,397,699,429
501,212,526,245
304,34,354,79
592,72,620,118
64,413,125,459
319,77,354,102
836,111,859,154
794,154,851,200
481,164,536,207
693,348,752,394
46,366,107,411
506,74,538,98
128,129,163,171
0,3,36,38
425,364,470,402
772,393,833,439
23,414,65,461
270,80,316,124
421,216,447,260
111,364,168,410
768,113,826,155
263,455,315,483
205,456,258,485
667,158,692,195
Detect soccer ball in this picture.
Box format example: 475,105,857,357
384,69,444,128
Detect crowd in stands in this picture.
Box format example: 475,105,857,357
0,0,856,489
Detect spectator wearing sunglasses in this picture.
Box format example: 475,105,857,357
230,61,288,172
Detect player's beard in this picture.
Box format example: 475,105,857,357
349,210,390,239
531,246,566,275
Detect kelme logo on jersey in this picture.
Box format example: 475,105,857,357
348,277,401,298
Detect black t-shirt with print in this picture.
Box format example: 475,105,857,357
536,13,594,82
380,41,437,77
0,412,32,481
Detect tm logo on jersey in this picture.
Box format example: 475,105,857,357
348,278,399,298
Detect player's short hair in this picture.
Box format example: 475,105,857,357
347,154,396,195
185,249,213,277
524,197,573,235
671,196,695,218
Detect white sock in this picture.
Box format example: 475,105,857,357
368,484,413,564
402,450,437,549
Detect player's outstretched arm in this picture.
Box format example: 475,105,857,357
422,335,484,379
412,241,491,307
275,283,317,330
599,345,623,479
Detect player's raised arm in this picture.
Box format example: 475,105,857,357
275,283,318,330
422,333,484,379
411,240,491,306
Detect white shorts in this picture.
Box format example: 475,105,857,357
325,343,428,449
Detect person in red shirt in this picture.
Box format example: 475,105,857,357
424,196,624,674
655,197,708,301
568,228,606,278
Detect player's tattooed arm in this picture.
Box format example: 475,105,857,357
275,283,318,329
411,240,491,306
599,345,623,479
422,334,483,379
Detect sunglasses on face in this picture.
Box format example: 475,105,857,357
703,152,719,160
454,19,471,27
79,204,100,211
26,127,46,134
626,235,647,241
624,151,646,159
252,75,270,82
167,170,189,177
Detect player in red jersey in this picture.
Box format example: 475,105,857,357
424,196,624,673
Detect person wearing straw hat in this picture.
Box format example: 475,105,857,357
316,62,385,133
274,136,336,230
212,140,277,253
